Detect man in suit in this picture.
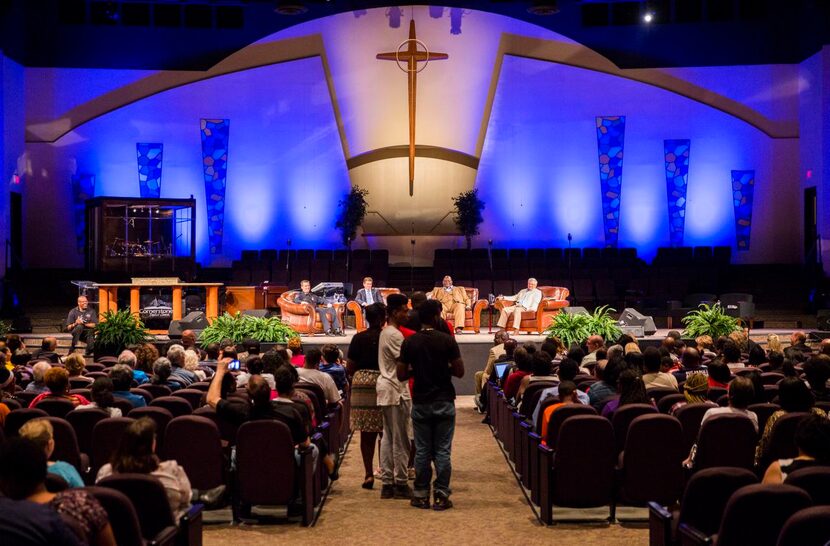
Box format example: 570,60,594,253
496,278,543,331
295,279,343,336
354,277,382,314
429,276,470,334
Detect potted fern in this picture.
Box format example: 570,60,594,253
681,303,741,339
545,305,622,347
586,305,623,343
199,312,299,346
94,309,151,358
452,188,485,250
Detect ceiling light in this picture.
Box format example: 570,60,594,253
643,12,654,23
274,2,308,16
527,1,560,16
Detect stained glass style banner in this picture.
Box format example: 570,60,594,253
71,173,95,253
200,119,230,254
664,139,690,247
731,170,755,251
136,143,163,198
596,116,626,248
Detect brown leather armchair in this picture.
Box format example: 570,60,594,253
494,286,570,334
346,288,402,332
276,291,346,335
427,286,489,334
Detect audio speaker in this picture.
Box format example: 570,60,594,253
563,306,590,316
242,309,269,318
168,311,209,337
619,308,657,336
817,309,830,331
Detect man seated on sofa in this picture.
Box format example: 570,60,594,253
354,277,382,317
429,276,470,334
295,279,343,336
496,278,543,332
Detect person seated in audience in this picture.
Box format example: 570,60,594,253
287,336,305,366
539,381,580,445
275,360,316,425
76,377,123,417
669,372,710,415
478,338,517,416
236,355,272,389
766,333,783,354
515,351,557,402
601,369,652,419
802,356,830,402
767,350,785,372
476,330,510,395
19,418,84,488
695,335,716,359
151,357,181,391
503,347,532,401
661,337,679,363
707,359,732,389
762,414,830,484
0,437,116,546
743,368,766,405
237,338,260,361
297,348,342,404
30,337,60,364
755,377,827,466
624,342,641,357
64,353,93,386
699,376,759,433
728,330,750,353
25,361,53,394
642,346,678,390
96,417,192,518
581,335,605,367
0,367,12,427
166,345,196,388
30,367,90,409
721,341,744,371
747,344,768,367
532,358,589,428
117,349,148,385
183,349,207,382
602,344,619,360
134,342,159,378
624,349,645,372
319,344,348,392
201,342,220,368
587,357,620,411
108,364,146,408
785,331,811,362
180,329,200,353
566,345,586,367
0,492,81,546
821,338,830,357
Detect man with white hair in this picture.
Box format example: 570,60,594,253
118,349,149,385
496,278,543,331
166,344,196,387
24,362,52,393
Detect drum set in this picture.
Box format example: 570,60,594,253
106,238,169,258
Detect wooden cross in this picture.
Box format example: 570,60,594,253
377,19,448,196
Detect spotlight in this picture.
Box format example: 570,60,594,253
643,11,654,23
527,1,559,16
273,2,307,15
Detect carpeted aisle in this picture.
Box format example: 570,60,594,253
204,396,648,545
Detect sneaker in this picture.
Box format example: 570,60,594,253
408,467,416,481
433,495,453,511
373,467,382,479
410,497,431,509
380,484,395,499
394,484,413,499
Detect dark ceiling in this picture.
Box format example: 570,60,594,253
2,0,829,70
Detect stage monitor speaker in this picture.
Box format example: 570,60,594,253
242,309,269,318
564,306,590,316
809,331,830,341
817,309,830,331
619,308,657,336
169,311,209,337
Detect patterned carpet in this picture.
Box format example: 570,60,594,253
203,397,648,545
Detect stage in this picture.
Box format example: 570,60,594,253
21,327,808,396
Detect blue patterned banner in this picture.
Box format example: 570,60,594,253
200,119,230,254
596,116,626,247
71,173,95,253
136,143,163,198
731,170,756,251
664,139,690,247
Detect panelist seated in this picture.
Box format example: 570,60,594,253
294,279,343,336
66,295,98,355
496,278,543,331
429,275,471,334
354,277,382,313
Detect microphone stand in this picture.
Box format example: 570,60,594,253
286,239,291,283
567,233,576,306
488,239,494,333
410,223,415,292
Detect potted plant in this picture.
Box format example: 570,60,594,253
94,309,151,358
681,303,741,339
544,305,622,348
452,188,485,250
335,185,369,249
199,312,299,346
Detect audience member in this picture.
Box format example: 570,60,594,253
707,359,732,389
108,364,146,408
802,356,830,401
785,331,811,362
821,338,830,357
0,493,81,546
319,344,348,392
581,335,605,366
0,437,115,546
766,333,783,354
642,346,678,390
531,358,590,428
601,369,652,419
475,330,510,396
604,344,623,361
236,355,272,389
742,368,766,405
515,352,557,402
180,329,199,353
183,349,206,382
587,357,620,411
76,377,123,417
30,367,90,408
503,347,532,401
96,417,192,518
763,414,830,483
669,373,710,414
134,343,159,377
166,345,196,387
721,341,744,371
30,337,60,364
541,337,566,360
699,376,759,432
539,381,580,445
25,361,53,393
151,357,180,391
297,349,341,404
118,350,148,385
64,353,93,385
695,335,716,359
747,344,768,367
19,418,84,488
287,336,305,366
768,350,784,371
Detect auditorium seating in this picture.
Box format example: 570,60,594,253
163,416,225,492
616,414,685,506
784,467,830,506
776,506,830,546
65,407,110,457
693,414,757,471
43,416,87,476
86,485,167,546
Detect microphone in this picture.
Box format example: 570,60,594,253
567,233,572,242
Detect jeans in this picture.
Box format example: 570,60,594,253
317,307,341,332
380,400,412,485
411,400,456,499
70,324,94,352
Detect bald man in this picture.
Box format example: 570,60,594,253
66,296,97,355
581,335,605,366
429,276,470,334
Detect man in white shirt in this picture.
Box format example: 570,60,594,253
581,335,606,366
377,293,413,500
297,348,341,404
700,376,759,433
496,278,543,331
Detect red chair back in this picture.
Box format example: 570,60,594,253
612,403,658,453
163,415,224,490
4,408,48,436
149,396,193,417
619,414,685,505
677,467,757,537
236,420,297,506
715,484,811,546
66,408,110,455
694,414,757,471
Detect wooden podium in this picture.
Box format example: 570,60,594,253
96,279,222,322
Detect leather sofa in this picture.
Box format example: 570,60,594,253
346,288,402,332
493,286,570,334
427,286,489,333
276,290,346,335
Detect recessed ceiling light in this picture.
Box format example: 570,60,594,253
643,12,654,23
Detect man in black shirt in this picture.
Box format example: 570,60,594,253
398,299,464,511
294,279,342,336
66,296,98,355
30,337,60,364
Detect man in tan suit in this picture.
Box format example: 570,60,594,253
429,275,470,334
475,330,510,395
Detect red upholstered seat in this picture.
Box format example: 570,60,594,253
277,290,346,334
493,286,569,334
163,415,224,490
777,506,830,546
617,414,685,506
